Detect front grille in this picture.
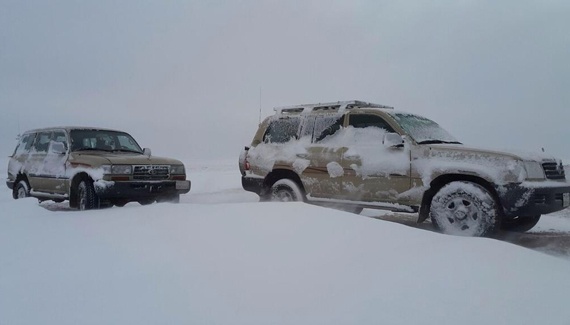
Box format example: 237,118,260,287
542,162,566,180
133,165,170,180
533,194,547,205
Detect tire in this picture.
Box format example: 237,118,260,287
501,215,541,232
77,179,98,210
430,181,500,237
270,179,304,202
13,180,30,199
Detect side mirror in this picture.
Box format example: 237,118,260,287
143,148,152,157
49,141,67,155
383,133,404,148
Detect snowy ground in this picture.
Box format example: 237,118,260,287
2,158,570,324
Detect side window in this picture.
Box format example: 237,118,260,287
263,117,301,143
52,131,68,149
33,132,52,153
348,114,395,133
313,115,344,142
300,116,316,139
25,133,36,151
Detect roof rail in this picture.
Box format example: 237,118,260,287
274,100,393,114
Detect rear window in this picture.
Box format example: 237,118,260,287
263,117,301,143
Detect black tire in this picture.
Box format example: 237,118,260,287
269,179,304,202
13,179,30,199
501,215,541,232
430,181,500,237
77,179,98,210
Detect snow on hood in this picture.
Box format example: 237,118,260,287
428,143,560,162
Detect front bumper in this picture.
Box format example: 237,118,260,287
94,180,191,199
497,183,570,217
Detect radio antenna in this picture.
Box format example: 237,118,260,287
258,86,262,124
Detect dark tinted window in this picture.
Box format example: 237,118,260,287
263,118,301,143
314,115,344,142
348,114,395,133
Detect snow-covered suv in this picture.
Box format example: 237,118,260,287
7,127,191,209
239,100,570,236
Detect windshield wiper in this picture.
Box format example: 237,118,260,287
73,147,113,152
417,140,462,145
111,148,143,154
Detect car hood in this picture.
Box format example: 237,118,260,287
426,143,559,162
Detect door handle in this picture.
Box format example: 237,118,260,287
344,154,360,160
296,153,308,159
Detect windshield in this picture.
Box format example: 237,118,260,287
70,129,143,153
388,112,461,144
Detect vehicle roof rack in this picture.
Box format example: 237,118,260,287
274,100,393,114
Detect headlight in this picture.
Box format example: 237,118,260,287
101,165,112,174
523,161,545,180
100,165,132,175
170,165,185,175
111,165,132,175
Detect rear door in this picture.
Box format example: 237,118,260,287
27,130,69,194
300,114,346,199
27,131,52,192
43,130,69,194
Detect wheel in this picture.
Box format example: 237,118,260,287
501,215,541,232
77,179,98,210
430,181,500,237
270,179,304,202
13,180,30,199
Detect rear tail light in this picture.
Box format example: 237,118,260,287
244,146,250,170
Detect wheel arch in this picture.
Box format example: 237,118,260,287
417,174,502,223
12,173,31,199
263,169,305,195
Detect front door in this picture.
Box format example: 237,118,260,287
339,113,411,203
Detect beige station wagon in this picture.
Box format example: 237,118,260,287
239,100,570,236
6,127,191,209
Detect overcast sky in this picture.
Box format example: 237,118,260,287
1,0,569,162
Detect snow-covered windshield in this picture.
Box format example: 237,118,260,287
70,130,143,153
388,112,461,145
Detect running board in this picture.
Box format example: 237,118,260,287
30,190,68,200
306,196,416,213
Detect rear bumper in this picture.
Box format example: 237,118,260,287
242,176,264,195
497,183,570,217
94,180,191,199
